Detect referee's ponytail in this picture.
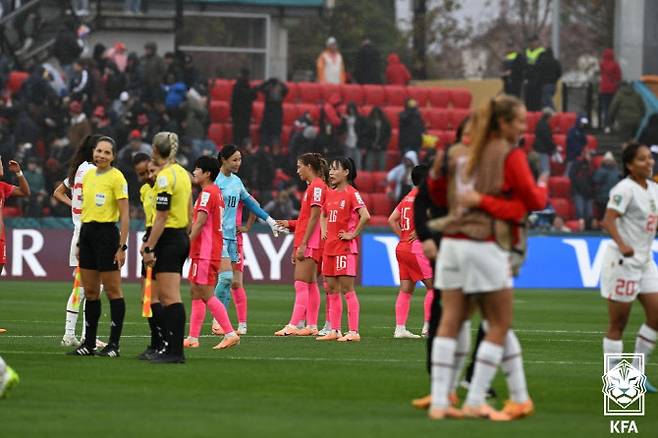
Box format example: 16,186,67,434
153,131,179,161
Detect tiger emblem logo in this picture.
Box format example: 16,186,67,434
602,359,646,409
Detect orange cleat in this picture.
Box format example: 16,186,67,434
337,331,361,342
211,319,224,336
274,324,301,336
411,394,431,410
183,337,200,348
296,326,319,336
213,335,241,350
501,399,535,419
316,330,342,341
0,328,6,334
461,404,511,421
428,406,464,420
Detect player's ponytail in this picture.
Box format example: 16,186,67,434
153,131,179,161
67,134,102,184
298,152,329,183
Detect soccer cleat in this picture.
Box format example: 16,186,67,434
428,406,464,420
274,324,301,336
0,366,20,399
95,339,108,349
501,399,535,419
236,323,248,335
211,319,224,336
296,326,319,336
644,379,657,393
97,344,120,358
137,346,157,360
316,330,342,341
0,328,7,334
394,328,421,339
421,322,429,337
296,320,306,329
461,404,511,421
318,322,331,336
337,331,361,342
411,394,431,410
61,335,81,347
151,353,186,364
67,345,96,356
213,334,241,350
183,337,200,348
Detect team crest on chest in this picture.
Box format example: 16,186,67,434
340,200,346,209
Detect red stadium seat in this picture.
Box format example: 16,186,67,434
438,130,456,147
369,193,395,216
428,88,450,108
252,101,264,124
359,105,374,118
388,129,399,151
354,171,375,193
551,198,574,220
296,103,320,122
448,108,470,130
209,101,230,123
372,171,389,192
565,220,582,232
282,103,298,126
297,82,322,103
250,80,264,102
281,125,292,148
207,123,224,145
7,71,28,95
369,215,390,227
550,160,566,176
553,134,567,152
526,111,541,133
283,82,298,103
320,83,341,102
586,135,598,151
449,88,472,109
592,154,604,169
210,79,233,101
428,108,450,130
221,123,233,144
384,86,408,107
522,133,535,151
385,150,401,170
384,106,403,129
559,112,578,134
341,84,365,105
407,86,430,107
363,84,386,106
549,176,571,198
2,206,21,217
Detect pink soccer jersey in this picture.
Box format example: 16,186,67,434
323,185,366,256
190,184,224,260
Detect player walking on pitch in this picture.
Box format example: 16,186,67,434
600,141,658,392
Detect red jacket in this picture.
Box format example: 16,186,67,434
599,49,621,95
385,53,411,86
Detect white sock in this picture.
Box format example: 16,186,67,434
501,330,529,403
633,324,657,372
64,290,80,337
395,325,406,331
430,337,457,409
603,337,623,369
465,340,503,406
450,320,471,392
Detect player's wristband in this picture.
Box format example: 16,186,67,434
266,217,277,228
15,170,23,177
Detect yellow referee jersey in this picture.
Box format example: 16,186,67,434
81,167,128,223
140,183,157,228
155,163,191,228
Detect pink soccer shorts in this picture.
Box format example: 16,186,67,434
322,254,357,277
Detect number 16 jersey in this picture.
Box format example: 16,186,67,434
323,185,366,256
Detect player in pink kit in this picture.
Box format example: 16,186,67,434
388,164,435,339
275,153,329,336
184,156,240,350
317,157,370,342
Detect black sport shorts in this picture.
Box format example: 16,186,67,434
79,222,120,272
153,228,189,276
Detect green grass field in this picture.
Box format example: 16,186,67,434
1,281,657,437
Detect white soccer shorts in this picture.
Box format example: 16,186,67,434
69,224,81,267
600,247,658,303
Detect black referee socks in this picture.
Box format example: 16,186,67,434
164,303,186,356
109,298,126,346
84,299,101,350
149,303,165,350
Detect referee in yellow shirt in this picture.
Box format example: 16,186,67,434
142,132,192,364
68,136,129,357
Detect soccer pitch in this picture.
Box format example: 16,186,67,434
1,282,657,437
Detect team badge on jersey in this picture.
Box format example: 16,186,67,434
613,194,622,206
200,191,211,207
313,187,322,202
340,200,345,209
157,175,168,189
354,192,364,206
95,193,106,206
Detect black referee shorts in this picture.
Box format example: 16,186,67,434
141,227,152,278
153,228,189,276
79,222,119,272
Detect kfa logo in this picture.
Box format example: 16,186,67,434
602,353,645,434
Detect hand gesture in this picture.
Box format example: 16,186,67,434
8,160,21,173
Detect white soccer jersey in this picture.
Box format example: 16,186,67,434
607,177,658,264
63,161,95,225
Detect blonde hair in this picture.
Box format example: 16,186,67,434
466,94,523,176
152,131,179,161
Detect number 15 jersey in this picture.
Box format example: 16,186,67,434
394,187,423,254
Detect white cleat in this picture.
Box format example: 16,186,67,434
236,324,248,336
61,335,81,347
317,322,331,336
421,322,430,338
394,328,421,339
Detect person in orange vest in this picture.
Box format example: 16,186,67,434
316,37,346,85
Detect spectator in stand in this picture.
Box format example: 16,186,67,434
231,69,257,147
67,100,92,151
103,62,126,105
316,37,345,84
288,113,318,172
533,107,556,175
501,39,525,98
339,102,367,170
608,82,646,140
182,53,201,89
117,130,151,205
182,88,208,141
592,151,621,220
536,47,562,110
399,99,425,154
599,49,621,131
258,78,288,154
318,93,342,157
387,150,418,202
524,35,545,111
139,41,166,102
264,189,299,219
162,72,187,110
20,65,56,106
21,157,47,216
14,107,41,150
91,106,117,139
106,42,128,72
569,149,595,229
551,216,571,233
354,38,382,84
363,106,391,171
385,53,411,86
565,114,588,176
53,20,82,83
124,52,143,96
69,59,91,103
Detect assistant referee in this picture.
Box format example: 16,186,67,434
141,132,192,364
68,136,129,358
